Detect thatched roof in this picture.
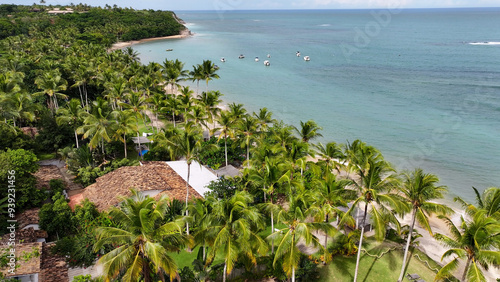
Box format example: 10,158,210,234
69,161,203,211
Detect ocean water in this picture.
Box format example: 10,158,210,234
133,8,500,202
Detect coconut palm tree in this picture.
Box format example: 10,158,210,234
94,190,189,282
228,102,247,119
314,141,346,174
312,171,354,250
396,168,453,282
103,76,130,110
294,120,323,143
56,98,84,148
189,64,203,95
200,60,220,93
162,94,182,128
253,107,276,132
197,90,222,131
434,212,500,281
77,98,113,154
270,185,336,282
169,125,215,235
111,110,138,158
178,86,195,121
185,105,208,131
216,111,235,167
248,156,289,253
34,69,68,112
340,140,406,282
205,191,268,282
455,186,500,220
236,115,258,167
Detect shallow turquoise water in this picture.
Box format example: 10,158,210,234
133,8,500,201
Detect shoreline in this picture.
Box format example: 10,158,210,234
109,30,192,51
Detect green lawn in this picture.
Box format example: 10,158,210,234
170,246,225,270
37,152,56,160
318,241,442,282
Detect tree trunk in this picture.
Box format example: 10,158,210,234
324,214,329,249
78,85,84,108
124,133,127,158
246,144,250,168
74,130,79,148
185,163,191,235
224,134,228,167
223,261,227,282
172,112,176,127
291,266,295,282
462,257,471,281
353,203,368,282
143,256,152,282
271,209,274,254
398,207,417,282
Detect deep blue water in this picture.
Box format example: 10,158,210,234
133,8,500,202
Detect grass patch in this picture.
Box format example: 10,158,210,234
170,246,225,270
37,152,56,160
318,240,441,282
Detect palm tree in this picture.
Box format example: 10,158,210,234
185,105,208,131
216,111,235,167
56,98,84,148
396,168,453,282
77,98,113,154
205,191,268,282
197,90,222,132
111,110,138,158
270,186,335,282
94,190,189,282
34,69,68,111
294,120,323,143
340,140,406,282
312,171,354,251
178,86,195,121
253,107,276,132
314,141,346,174
169,125,214,235
200,60,220,92
434,212,500,281
163,94,182,127
248,156,289,253
189,64,203,95
455,186,500,220
228,102,247,119
236,115,258,168
103,76,130,110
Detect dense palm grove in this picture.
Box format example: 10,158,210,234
0,4,499,282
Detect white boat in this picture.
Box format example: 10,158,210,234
255,57,259,62
238,54,245,59
296,51,301,57
303,56,310,61
220,57,226,62
263,60,270,66
267,54,271,58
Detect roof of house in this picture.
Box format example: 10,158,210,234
69,161,203,211
33,165,64,189
215,164,241,178
166,160,219,197
40,243,69,282
0,242,42,278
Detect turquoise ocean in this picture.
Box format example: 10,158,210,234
133,8,500,202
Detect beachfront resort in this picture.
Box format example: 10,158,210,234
0,4,499,282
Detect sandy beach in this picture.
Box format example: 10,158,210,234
108,30,192,51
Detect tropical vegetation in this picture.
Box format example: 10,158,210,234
0,4,498,282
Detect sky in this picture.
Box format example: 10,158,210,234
2,0,500,10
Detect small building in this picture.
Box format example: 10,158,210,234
69,161,217,211
47,8,74,14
